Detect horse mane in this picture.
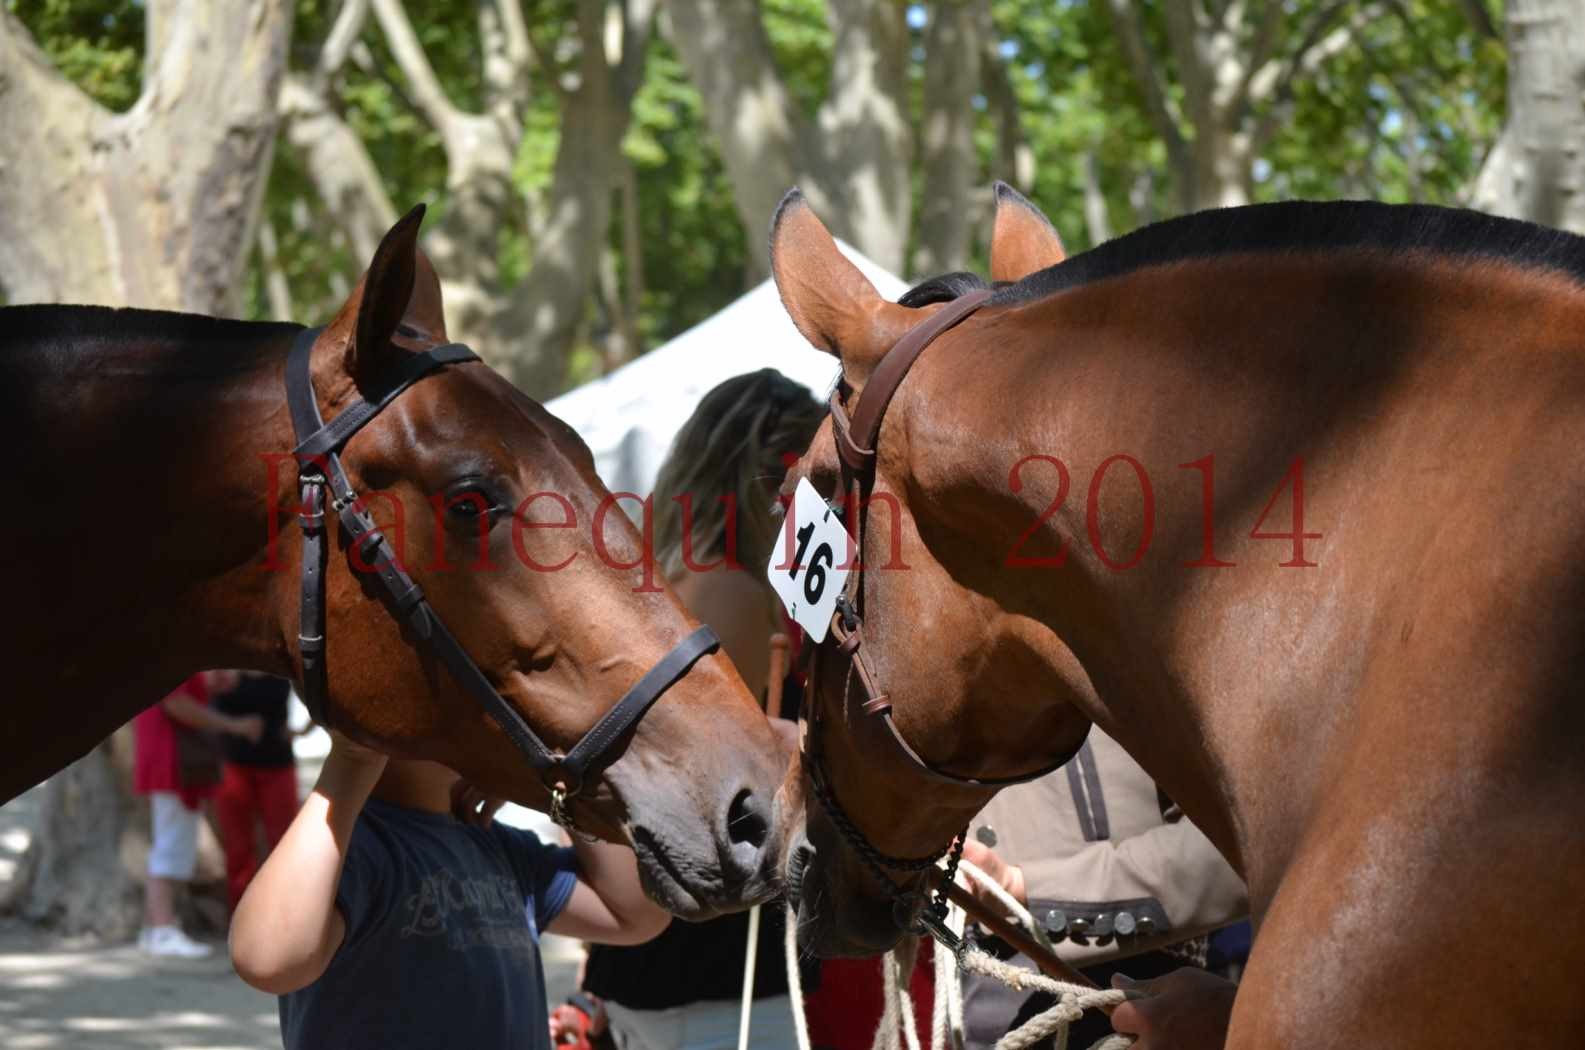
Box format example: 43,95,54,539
984,200,1585,306
4,304,298,354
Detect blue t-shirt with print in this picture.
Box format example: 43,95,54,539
280,798,578,1050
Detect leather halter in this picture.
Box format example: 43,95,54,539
284,326,720,827
817,288,1068,791
801,287,1075,946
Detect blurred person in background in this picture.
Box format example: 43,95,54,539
957,728,1248,1049
132,669,262,958
211,670,299,913
580,369,823,1050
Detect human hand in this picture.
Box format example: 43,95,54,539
960,839,1027,908
1109,967,1237,1050
228,714,265,743
450,779,505,828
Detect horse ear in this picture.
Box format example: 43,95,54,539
990,182,1065,283
329,204,448,380
769,189,915,380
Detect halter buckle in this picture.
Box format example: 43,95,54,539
298,476,326,532
835,593,859,632
549,785,572,829
911,903,964,957
545,765,583,829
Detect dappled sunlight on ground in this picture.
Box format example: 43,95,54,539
0,925,280,1050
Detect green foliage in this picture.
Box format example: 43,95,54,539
8,0,142,110
621,36,747,347
13,0,1510,393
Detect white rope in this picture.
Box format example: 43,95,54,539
957,859,1057,957
942,859,1132,1050
871,936,925,1050
785,903,812,1050
931,895,967,1050
781,858,1132,1050
738,903,762,1050
956,949,1128,1050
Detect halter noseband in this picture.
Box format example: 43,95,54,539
285,326,719,828
805,287,1071,944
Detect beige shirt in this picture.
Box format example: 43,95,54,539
969,728,1248,965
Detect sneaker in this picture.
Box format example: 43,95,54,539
139,925,213,959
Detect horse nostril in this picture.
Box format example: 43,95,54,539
726,788,770,851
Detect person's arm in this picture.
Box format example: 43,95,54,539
963,818,1248,964
162,693,263,742
229,734,387,994
546,836,670,945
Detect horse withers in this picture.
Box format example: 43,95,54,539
1,206,785,918
770,185,1585,1045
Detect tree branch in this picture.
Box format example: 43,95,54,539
317,0,371,83
1250,4,1381,153
369,0,463,133
1102,0,1190,181
1245,0,1351,107
257,217,294,320
614,0,659,101
664,0,812,278
1455,0,1499,39
1160,0,1212,120
497,0,534,82
817,0,914,272
479,0,527,138
1234,0,1284,112
279,74,400,262
0,7,104,123
521,14,572,104
979,15,1033,190
914,0,984,276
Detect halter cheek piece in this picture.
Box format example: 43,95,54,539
806,288,1071,946
285,327,719,829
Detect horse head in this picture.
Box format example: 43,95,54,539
274,206,786,917
769,185,1102,954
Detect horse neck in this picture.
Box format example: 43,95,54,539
6,308,304,691
905,256,1483,892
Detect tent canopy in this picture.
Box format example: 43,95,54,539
545,242,908,496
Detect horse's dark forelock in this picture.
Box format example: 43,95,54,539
898,271,991,308
996,199,1585,306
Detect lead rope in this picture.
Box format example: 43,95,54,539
785,902,813,1050
947,859,1133,1050
781,857,1134,1050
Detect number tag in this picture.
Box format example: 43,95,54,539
766,477,853,643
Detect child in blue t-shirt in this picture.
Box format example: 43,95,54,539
230,733,669,1050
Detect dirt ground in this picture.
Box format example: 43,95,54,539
0,740,582,1050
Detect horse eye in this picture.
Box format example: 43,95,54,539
446,484,501,519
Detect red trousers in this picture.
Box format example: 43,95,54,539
213,763,298,911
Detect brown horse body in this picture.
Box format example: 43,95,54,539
772,191,1585,1045
2,209,786,918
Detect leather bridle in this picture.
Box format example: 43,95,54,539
803,288,1070,943
284,326,720,829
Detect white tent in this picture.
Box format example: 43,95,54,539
544,242,909,497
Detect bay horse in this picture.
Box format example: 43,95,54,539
1,206,785,918
770,185,1585,1045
